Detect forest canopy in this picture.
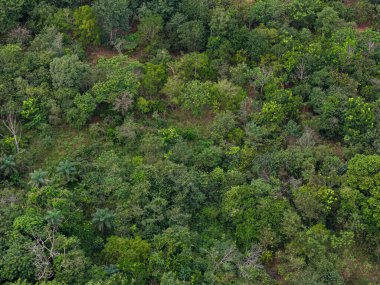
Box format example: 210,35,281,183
0,0,380,284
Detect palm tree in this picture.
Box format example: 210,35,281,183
0,155,18,177
56,160,78,183
45,210,64,230
92,208,115,234
29,169,49,188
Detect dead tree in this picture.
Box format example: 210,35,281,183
253,66,273,97
295,57,307,81
238,244,264,278
1,111,22,153
32,227,60,281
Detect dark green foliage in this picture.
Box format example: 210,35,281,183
73,5,100,47
92,208,116,234
0,0,379,284
93,0,132,44
0,0,25,34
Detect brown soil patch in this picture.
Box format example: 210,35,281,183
87,46,119,64
356,22,370,32
343,0,355,7
168,108,215,128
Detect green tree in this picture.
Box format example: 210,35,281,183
288,0,322,29
173,52,212,81
73,5,100,47
50,55,89,90
92,208,115,234
141,63,168,95
339,155,380,240
0,0,25,34
177,20,206,52
102,236,151,282
180,80,213,115
223,180,289,250
93,0,132,44
136,13,163,47
56,160,78,183
29,169,50,188
45,210,64,229
343,97,375,143
210,7,232,37
315,6,342,35
0,155,18,178
0,233,35,282
150,226,194,280
66,92,97,128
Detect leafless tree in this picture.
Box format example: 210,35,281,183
32,242,54,281
32,227,61,281
7,26,32,45
253,66,273,96
113,92,133,115
238,244,264,278
365,40,378,55
214,245,237,271
295,57,307,81
1,111,22,153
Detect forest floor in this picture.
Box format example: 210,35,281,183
356,22,371,32
87,46,119,64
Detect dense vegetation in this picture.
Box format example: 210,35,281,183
0,0,379,284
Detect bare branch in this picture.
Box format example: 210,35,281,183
1,111,22,153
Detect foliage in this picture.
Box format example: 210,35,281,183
50,54,89,90
93,0,132,44
0,0,379,284
73,5,100,47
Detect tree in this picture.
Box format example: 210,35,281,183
288,0,322,29
212,79,246,111
92,208,115,234
150,226,194,280
50,54,89,90
0,233,35,282
179,0,211,22
177,20,206,52
172,52,212,81
343,97,375,143
93,0,132,44
29,169,50,188
73,5,100,47
91,56,141,104
247,26,278,62
102,236,151,282
339,155,380,240
66,92,97,128
248,0,286,27
136,13,163,47
210,7,232,37
0,155,18,178
1,110,22,153
252,66,273,96
315,6,342,35
210,111,237,142
180,80,213,115
45,210,64,231
47,8,73,33
292,185,337,223
166,13,187,51
56,160,78,183
223,180,289,250
0,0,25,34
141,63,168,95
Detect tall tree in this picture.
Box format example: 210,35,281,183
92,208,115,234
93,0,132,44
73,5,100,47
